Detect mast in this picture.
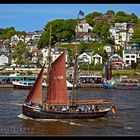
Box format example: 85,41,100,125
45,26,52,104
45,26,68,105
71,47,78,105
71,10,84,106
46,26,52,88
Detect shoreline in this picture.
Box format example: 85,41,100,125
0,84,13,88
0,83,104,88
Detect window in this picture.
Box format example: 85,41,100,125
131,55,135,58
126,55,129,58
82,55,87,59
131,60,135,63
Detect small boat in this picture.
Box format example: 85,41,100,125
12,80,47,89
103,80,140,90
12,79,73,90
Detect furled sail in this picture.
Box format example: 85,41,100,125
46,51,68,105
25,64,45,104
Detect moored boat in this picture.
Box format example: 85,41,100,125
12,79,73,90
103,80,140,90
12,80,47,89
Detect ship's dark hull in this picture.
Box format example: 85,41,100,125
22,105,110,119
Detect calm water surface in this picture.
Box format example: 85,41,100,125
0,87,140,136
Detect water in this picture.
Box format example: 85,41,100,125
0,87,140,136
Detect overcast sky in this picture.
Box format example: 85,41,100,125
0,4,140,32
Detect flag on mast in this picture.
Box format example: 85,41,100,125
78,10,84,16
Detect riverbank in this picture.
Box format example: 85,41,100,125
0,83,104,88
78,83,103,88
0,84,13,88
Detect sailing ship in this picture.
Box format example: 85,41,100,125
22,49,116,119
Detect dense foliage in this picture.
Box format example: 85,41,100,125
12,41,30,65
131,19,140,41
0,27,26,39
37,19,77,48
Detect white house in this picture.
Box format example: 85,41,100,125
109,23,134,46
25,33,34,43
78,52,92,64
92,53,102,64
109,53,122,61
31,56,38,64
123,49,137,65
11,35,24,45
0,53,9,66
104,45,112,53
76,20,93,33
109,53,124,69
41,47,68,67
0,45,9,53
32,34,41,42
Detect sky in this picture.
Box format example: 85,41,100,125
0,4,140,32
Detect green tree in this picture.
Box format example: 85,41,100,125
106,10,115,15
6,30,16,39
100,21,110,42
131,19,140,41
12,41,30,65
85,14,95,27
85,12,102,27
136,63,140,70
115,48,123,57
115,11,138,23
106,38,115,45
0,27,26,39
115,11,128,23
102,50,109,64
16,31,26,36
78,41,89,54
92,20,110,42
37,19,76,48
131,62,138,70
128,13,138,23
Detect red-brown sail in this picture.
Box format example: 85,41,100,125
25,64,45,104
46,51,68,105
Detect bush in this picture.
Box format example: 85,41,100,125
26,70,33,75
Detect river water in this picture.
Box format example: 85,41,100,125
0,87,140,136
